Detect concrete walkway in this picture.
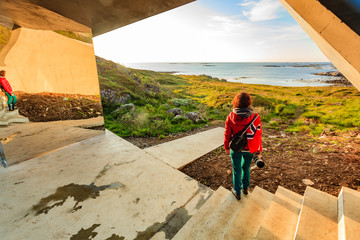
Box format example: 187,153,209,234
0,117,104,165
0,130,213,240
144,127,225,169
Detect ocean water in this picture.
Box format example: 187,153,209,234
125,62,339,87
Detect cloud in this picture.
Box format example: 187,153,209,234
237,1,256,7
242,0,283,21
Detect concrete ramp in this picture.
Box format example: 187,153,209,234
144,127,225,169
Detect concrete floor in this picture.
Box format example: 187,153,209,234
0,130,213,240
0,117,104,165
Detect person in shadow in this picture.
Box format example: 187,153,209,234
0,70,17,111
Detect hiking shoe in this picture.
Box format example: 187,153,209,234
231,188,241,200
243,188,248,195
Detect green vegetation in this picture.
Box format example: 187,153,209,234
0,25,12,53
53,30,93,44
97,57,360,137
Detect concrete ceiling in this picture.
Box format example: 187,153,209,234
318,0,360,35
0,0,195,36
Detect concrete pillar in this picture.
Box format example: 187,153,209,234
279,0,360,90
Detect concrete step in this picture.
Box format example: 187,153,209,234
255,186,303,240
150,185,214,240
338,187,360,240
0,109,5,118
0,116,29,126
3,109,20,118
224,186,274,240
295,186,338,240
172,186,231,240
189,189,249,239
144,127,225,169
7,115,29,123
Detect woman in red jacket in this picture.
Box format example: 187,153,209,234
224,92,262,200
0,70,17,111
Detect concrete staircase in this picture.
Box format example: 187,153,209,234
172,185,360,240
0,108,29,126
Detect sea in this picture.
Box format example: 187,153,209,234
125,62,340,87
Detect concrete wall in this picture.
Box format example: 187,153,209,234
0,27,100,95
279,0,360,91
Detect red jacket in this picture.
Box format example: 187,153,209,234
224,111,262,153
0,77,12,94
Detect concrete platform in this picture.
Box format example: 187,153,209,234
0,130,212,240
338,187,360,240
0,117,104,165
295,186,338,240
144,127,225,169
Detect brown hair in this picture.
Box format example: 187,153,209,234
232,92,252,108
0,70,5,77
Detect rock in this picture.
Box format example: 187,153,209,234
302,179,314,186
167,108,183,116
312,147,322,154
100,88,132,105
313,71,343,77
113,103,135,119
172,115,187,123
184,112,205,123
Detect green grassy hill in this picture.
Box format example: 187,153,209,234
96,57,360,138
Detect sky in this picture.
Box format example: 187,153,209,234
93,0,329,63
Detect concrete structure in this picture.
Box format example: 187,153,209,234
144,127,224,169
173,184,360,240
0,0,195,36
279,0,360,90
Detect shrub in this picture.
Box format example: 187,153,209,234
171,98,192,107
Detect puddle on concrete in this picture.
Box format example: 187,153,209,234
95,164,111,180
134,207,191,240
105,234,125,240
70,224,100,240
32,182,125,215
70,224,124,240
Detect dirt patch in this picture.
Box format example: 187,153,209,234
127,124,360,197
180,126,360,197
13,92,103,122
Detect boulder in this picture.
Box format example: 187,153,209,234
184,112,205,123
172,115,187,123
113,103,135,119
167,108,183,116
101,88,131,105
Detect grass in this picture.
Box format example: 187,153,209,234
0,25,12,53
53,31,93,44
97,57,360,138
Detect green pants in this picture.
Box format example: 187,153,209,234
230,150,253,194
5,92,17,110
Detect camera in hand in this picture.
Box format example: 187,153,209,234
253,155,265,168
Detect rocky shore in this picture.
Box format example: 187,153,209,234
313,71,352,86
